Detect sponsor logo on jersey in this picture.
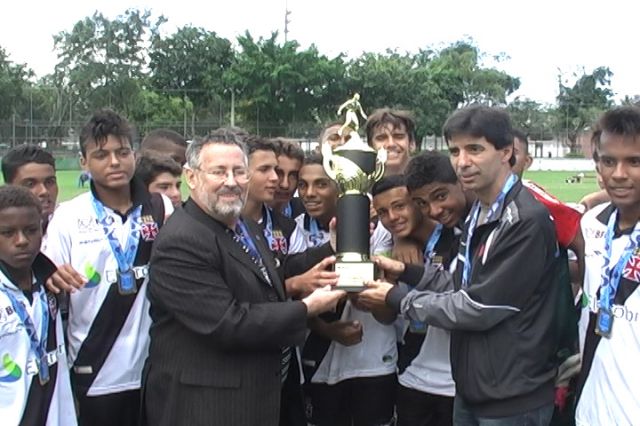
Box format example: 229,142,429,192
0,353,22,382
84,264,101,288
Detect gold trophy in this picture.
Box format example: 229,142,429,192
322,94,386,291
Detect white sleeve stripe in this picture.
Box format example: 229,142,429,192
460,289,521,312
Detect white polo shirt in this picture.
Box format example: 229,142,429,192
576,202,640,425
0,268,76,425
44,191,172,396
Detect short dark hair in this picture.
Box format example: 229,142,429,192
406,151,458,191
303,152,324,167
244,135,278,157
134,153,182,186
0,185,42,216
371,175,406,198
443,105,515,166
1,144,56,183
141,129,187,150
79,109,134,156
365,108,417,146
593,106,640,152
513,128,529,151
214,126,250,143
271,138,304,163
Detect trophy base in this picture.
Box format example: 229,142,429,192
334,259,376,292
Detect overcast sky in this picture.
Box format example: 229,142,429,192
2,0,638,105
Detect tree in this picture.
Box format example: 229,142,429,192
52,9,165,118
0,46,33,120
429,41,520,107
149,26,234,117
223,31,347,135
506,98,555,140
555,67,613,154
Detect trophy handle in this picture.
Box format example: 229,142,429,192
321,142,337,180
371,148,388,181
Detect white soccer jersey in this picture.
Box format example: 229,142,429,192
0,270,76,425
297,215,398,384
576,202,640,425
43,191,172,396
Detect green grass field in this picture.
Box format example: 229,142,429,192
2,169,600,204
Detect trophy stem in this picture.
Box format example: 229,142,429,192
336,194,371,257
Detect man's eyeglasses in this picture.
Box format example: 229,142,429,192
192,166,250,183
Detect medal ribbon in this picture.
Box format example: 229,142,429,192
462,173,518,288
423,223,443,264
262,206,276,249
0,283,49,381
599,209,640,311
283,202,292,218
91,195,142,277
235,219,271,284
308,216,326,248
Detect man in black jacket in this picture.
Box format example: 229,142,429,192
142,132,345,426
360,105,560,425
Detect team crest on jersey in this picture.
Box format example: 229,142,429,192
47,293,58,317
270,230,288,255
623,249,640,283
140,215,159,241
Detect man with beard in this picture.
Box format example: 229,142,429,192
142,132,345,426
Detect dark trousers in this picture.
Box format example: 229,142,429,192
453,396,553,426
280,354,307,426
396,384,454,426
305,374,397,426
77,389,140,426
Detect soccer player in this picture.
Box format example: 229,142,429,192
43,109,173,426
370,175,456,426
362,105,560,425
134,152,183,208
139,128,188,166
365,108,417,176
575,106,640,425
1,144,58,232
270,138,305,219
0,185,76,425
297,153,397,426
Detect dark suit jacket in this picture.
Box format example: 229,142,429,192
142,198,308,426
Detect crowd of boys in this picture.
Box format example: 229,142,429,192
0,103,638,426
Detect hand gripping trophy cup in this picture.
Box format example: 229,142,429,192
322,94,387,291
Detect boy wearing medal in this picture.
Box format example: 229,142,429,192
43,109,173,426
575,106,640,425
370,174,457,426
0,185,76,425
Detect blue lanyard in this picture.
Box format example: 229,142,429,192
308,216,326,248
235,219,271,284
462,173,518,288
91,195,142,274
262,206,276,249
423,223,443,264
0,283,48,373
283,202,292,218
599,210,640,310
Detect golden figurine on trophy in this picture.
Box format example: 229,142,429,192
322,94,387,291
